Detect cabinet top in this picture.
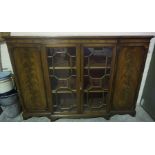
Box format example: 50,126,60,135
4,36,153,45
4,36,153,39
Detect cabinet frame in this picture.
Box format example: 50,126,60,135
4,36,152,120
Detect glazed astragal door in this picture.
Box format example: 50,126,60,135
47,45,80,114
81,44,116,113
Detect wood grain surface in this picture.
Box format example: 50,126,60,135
112,46,147,110
11,46,48,112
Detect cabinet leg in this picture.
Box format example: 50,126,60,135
50,116,59,122
130,111,136,117
22,115,31,120
103,115,111,120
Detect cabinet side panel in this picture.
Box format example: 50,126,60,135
11,46,48,112
112,46,147,110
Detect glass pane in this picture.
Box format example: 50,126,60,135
84,73,110,90
47,47,77,113
50,69,76,90
47,47,76,67
84,47,112,67
53,93,77,112
83,92,108,111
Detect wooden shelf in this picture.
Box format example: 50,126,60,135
48,55,76,58
49,66,76,70
49,66,110,70
52,89,109,93
84,89,109,93
52,90,77,94
84,66,111,69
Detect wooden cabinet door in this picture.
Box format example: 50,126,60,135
9,45,49,113
81,44,116,113
45,44,81,114
112,46,148,111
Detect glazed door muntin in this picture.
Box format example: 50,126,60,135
81,44,116,113
46,44,81,114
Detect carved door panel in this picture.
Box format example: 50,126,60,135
46,44,81,114
81,44,116,113
10,45,49,112
112,46,147,111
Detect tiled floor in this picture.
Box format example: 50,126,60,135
0,105,153,122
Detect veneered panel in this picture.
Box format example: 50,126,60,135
12,46,48,112
112,46,147,110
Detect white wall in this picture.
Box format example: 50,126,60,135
11,32,155,36
0,43,13,72
1,32,155,106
